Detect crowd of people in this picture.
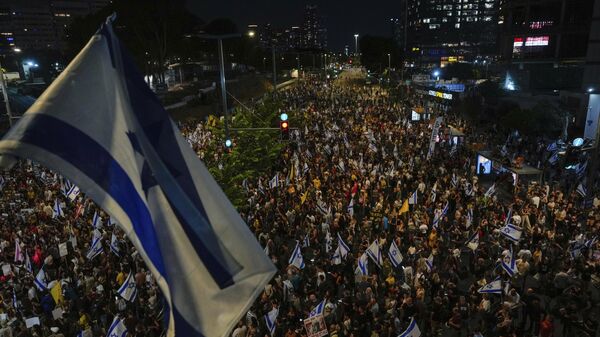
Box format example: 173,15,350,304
215,75,598,337
0,71,597,337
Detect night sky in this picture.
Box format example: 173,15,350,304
185,0,404,51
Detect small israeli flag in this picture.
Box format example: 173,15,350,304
12,289,18,310
325,231,332,253
34,267,47,291
302,234,310,248
24,251,32,274
466,208,473,228
398,317,421,337
432,202,449,229
388,240,403,268
309,299,325,317
337,233,350,258
66,184,81,202
499,223,522,242
288,242,305,269
110,232,120,257
106,316,127,337
347,198,354,216
356,253,369,276
264,308,278,336
501,247,518,277
408,190,418,205
577,182,587,197
269,174,279,189
484,183,496,198
92,211,102,229
86,229,103,260
14,238,23,263
52,199,64,218
478,277,502,294
331,246,342,265
117,272,137,302
366,239,383,268
425,254,434,272
466,231,479,251
430,182,437,203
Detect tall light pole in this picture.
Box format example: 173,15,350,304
199,34,240,146
354,34,359,55
387,53,391,69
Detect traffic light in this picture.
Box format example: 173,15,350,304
280,112,289,140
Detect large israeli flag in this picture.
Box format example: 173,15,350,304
86,229,103,260
34,267,47,291
106,316,127,337
398,317,421,337
337,233,350,258
501,247,518,277
289,242,305,269
264,308,278,336
117,272,137,302
356,253,369,276
308,300,325,317
0,17,275,337
499,223,522,242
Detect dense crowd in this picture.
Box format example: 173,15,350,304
210,76,598,337
0,72,598,337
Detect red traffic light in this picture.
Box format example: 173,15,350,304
280,121,289,130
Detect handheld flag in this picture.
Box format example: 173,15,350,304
408,190,418,205
499,223,522,243
264,308,278,336
52,199,64,218
331,246,342,265
302,234,310,248
110,232,120,256
478,277,503,294
289,242,305,269
432,202,449,229
577,182,587,197
14,238,23,263
308,300,325,318
399,317,421,337
0,17,275,337
466,231,479,251
269,174,279,189
92,211,102,229
347,198,354,216
501,247,518,277
34,267,47,291
117,272,137,302
425,254,434,272
484,184,496,198
86,229,103,260
66,184,81,202
399,199,409,215
337,233,350,258
366,239,383,268
325,231,332,253
356,253,369,276
106,316,127,337
388,240,403,268
24,251,32,274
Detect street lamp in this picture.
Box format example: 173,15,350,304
433,69,440,81
354,34,359,55
387,53,391,69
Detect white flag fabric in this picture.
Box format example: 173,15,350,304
366,239,383,268
110,232,120,257
14,238,23,263
466,231,479,251
478,277,502,294
408,190,418,205
499,223,522,242
106,316,127,337
24,251,32,274
0,17,275,337
331,246,342,265
52,199,64,218
308,300,325,318
66,183,81,202
356,253,369,276
484,183,496,198
347,198,354,216
264,308,278,336
269,174,279,189
388,240,403,268
425,254,434,272
501,247,518,277
337,233,350,258
399,317,421,337
325,231,332,253
86,229,103,260
289,242,305,269
117,272,137,302
92,211,102,229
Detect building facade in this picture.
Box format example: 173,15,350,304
0,0,111,52
301,5,327,50
402,0,500,65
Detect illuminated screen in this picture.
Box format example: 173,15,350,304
513,37,523,47
477,155,492,174
411,110,420,121
525,36,549,46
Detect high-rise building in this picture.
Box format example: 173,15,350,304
403,0,500,65
302,5,327,50
390,18,405,52
0,0,111,51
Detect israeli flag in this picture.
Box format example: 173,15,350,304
52,199,64,218
432,202,449,229
546,142,558,152
548,152,559,164
106,316,127,337
14,238,23,263
0,17,275,337
347,198,354,216
309,299,325,317
484,183,496,198
501,247,518,277
337,233,350,259
302,234,310,248
87,229,103,260
289,242,305,269
356,253,369,276
577,182,587,197
117,272,137,302
12,289,18,310
331,246,342,265
325,231,332,253
430,182,437,203
34,267,47,291
269,174,279,189
92,211,102,229
366,239,383,268
388,240,403,268
110,232,120,257
408,190,418,205
66,184,81,202
466,231,479,251
398,317,421,337
264,308,278,336
24,251,32,274
425,254,434,272
478,277,503,294
499,223,522,242
466,208,473,228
